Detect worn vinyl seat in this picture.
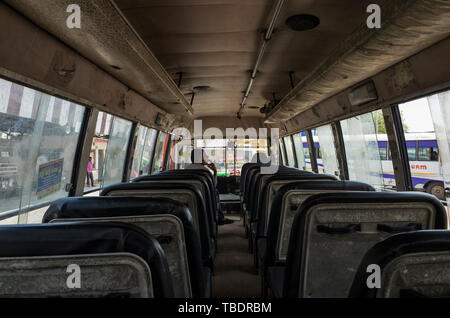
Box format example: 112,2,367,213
281,192,448,298
349,230,450,298
133,173,217,239
43,196,209,298
158,169,219,225
263,180,376,296
157,169,217,210
251,172,337,263
245,167,311,243
100,182,213,271
0,222,174,298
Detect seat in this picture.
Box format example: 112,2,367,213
43,196,209,298
349,230,450,298
251,172,337,264
159,169,219,227
101,182,213,270
262,180,375,296
281,192,448,298
133,173,217,239
0,222,173,298
245,167,310,247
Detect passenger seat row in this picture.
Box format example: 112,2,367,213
240,162,450,298
0,169,220,298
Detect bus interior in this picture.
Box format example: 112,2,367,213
0,0,449,300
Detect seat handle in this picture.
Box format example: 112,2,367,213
155,235,172,244
316,224,361,234
377,223,422,233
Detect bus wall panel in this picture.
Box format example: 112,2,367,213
0,3,186,133
283,37,450,136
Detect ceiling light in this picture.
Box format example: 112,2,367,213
286,14,320,31
193,85,210,91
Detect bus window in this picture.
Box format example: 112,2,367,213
151,132,169,173
315,124,339,176
406,141,417,161
279,139,286,166
87,111,113,191
292,133,306,170
130,125,147,179
131,126,158,178
418,142,439,161
371,109,397,190
378,142,388,160
102,117,133,187
0,78,85,220
140,129,158,175
427,90,450,206
283,136,296,167
169,140,192,170
340,112,385,190
399,97,444,199
198,138,267,176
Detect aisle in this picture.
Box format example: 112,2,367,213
212,218,261,297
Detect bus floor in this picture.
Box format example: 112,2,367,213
212,216,261,298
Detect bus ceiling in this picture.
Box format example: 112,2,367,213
1,0,449,136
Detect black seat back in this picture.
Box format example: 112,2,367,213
101,182,212,267
349,230,450,298
283,192,448,298
133,174,217,238
256,173,338,238
43,196,206,298
0,222,173,298
265,181,376,267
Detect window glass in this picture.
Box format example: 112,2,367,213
279,139,286,166
102,117,133,187
299,132,312,171
194,138,268,176
140,128,157,175
292,133,306,170
315,125,339,176
427,90,450,206
0,78,85,220
131,125,147,179
371,109,397,190
283,136,296,167
171,141,193,170
151,132,168,173
417,142,439,161
340,112,385,190
166,139,177,170
399,96,445,200
87,111,113,191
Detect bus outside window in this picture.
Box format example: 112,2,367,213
399,95,446,200
340,112,385,191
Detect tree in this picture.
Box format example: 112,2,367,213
372,110,408,134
